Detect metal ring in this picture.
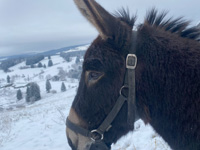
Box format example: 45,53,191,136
119,85,129,97
90,130,104,141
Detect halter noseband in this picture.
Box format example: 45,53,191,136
66,31,138,149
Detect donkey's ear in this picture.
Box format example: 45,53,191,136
73,0,118,40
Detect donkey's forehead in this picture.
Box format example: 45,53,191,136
86,39,123,59
84,44,124,69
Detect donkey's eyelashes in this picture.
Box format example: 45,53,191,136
88,71,103,80
85,71,104,86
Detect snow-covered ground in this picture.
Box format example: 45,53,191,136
0,45,171,150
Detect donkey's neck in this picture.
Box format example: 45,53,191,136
135,25,200,150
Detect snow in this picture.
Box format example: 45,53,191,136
64,45,90,53
0,45,171,150
0,89,74,150
112,120,171,150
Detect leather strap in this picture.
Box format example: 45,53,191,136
96,94,127,134
123,31,137,127
66,118,90,137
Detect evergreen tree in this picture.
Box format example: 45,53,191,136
61,82,66,92
38,62,43,68
75,57,80,64
58,68,67,81
48,55,51,59
17,89,23,100
66,56,71,62
43,64,46,68
26,87,31,102
48,60,53,67
7,75,10,83
31,64,35,68
30,82,41,101
26,83,41,103
46,80,51,93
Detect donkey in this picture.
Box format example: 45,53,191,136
66,0,200,150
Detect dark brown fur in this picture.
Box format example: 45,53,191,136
136,15,200,150
69,4,200,150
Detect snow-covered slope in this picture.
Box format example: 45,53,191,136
0,45,171,150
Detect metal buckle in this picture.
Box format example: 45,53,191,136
90,130,104,141
126,54,137,69
119,85,129,98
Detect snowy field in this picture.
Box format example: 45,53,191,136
0,45,171,150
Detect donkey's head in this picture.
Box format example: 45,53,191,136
66,0,136,149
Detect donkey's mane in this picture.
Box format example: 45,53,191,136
114,8,137,27
115,8,200,41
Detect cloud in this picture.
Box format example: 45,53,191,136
0,0,199,56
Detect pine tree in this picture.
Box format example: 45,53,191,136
48,60,53,67
30,83,41,102
61,82,66,92
26,83,41,103
66,56,71,62
75,57,80,64
48,55,51,59
46,80,51,93
38,62,43,68
31,64,35,68
7,75,10,83
26,87,31,102
17,89,23,100
43,64,46,68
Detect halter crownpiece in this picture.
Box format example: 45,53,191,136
126,31,137,127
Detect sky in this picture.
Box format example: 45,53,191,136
0,0,199,57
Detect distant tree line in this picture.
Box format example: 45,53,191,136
26,55,44,65
60,51,85,62
16,81,67,102
30,63,47,69
0,58,24,72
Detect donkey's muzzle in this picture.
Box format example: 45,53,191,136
88,141,110,150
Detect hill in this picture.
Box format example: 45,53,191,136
0,44,89,60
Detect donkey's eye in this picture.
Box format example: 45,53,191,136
88,71,104,80
86,71,104,86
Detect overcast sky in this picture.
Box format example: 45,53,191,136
0,0,199,57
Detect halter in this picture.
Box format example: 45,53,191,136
66,31,138,150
